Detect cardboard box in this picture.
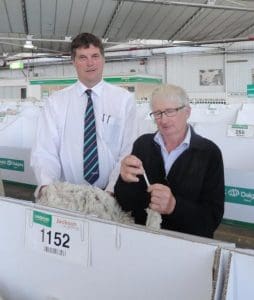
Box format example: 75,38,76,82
0,146,37,186
222,249,254,299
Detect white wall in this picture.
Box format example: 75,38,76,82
104,56,166,82
225,53,254,94
167,54,225,93
103,51,253,96
0,47,253,98
0,78,27,99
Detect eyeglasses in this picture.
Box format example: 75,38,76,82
149,105,186,120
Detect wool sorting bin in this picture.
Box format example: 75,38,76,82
223,249,254,300
194,122,254,228
0,197,228,300
0,103,40,186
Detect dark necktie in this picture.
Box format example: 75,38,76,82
83,89,99,184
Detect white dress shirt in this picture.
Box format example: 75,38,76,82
31,80,137,194
154,126,191,175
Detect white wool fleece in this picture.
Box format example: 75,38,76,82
38,182,161,230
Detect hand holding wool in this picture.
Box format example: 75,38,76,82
37,182,162,230
120,155,144,183
148,183,176,215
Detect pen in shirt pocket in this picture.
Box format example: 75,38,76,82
102,113,111,123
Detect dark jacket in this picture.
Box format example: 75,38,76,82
114,127,225,238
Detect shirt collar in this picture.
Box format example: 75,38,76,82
77,79,104,97
182,125,191,146
154,125,191,150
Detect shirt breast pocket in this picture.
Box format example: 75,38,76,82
102,115,122,155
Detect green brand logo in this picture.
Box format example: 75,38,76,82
227,188,240,197
0,158,24,171
231,124,248,129
33,211,52,227
225,186,254,206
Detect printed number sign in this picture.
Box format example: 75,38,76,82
25,209,89,265
227,124,254,138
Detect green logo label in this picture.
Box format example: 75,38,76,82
225,186,254,206
0,158,24,171
33,211,52,227
231,124,248,129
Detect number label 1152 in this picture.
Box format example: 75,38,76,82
41,229,70,248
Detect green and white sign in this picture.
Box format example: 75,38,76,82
30,75,162,85
30,78,77,85
104,75,162,84
225,185,254,206
247,84,254,97
227,124,254,138
26,209,89,265
33,211,52,227
0,158,24,171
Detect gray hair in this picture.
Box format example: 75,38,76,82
150,84,189,107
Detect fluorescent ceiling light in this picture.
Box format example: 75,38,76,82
24,40,35,49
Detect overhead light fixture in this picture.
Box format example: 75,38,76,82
24,40,35,49
9,60,24,70
64,36,72,42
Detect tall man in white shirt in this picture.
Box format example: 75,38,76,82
31,32,137,196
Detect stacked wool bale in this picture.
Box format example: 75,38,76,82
38,182,161,230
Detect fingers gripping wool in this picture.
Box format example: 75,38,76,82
146,208,162,230
37,182,162,230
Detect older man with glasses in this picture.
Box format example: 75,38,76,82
114,83,225,238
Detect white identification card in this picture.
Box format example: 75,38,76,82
25,209,89,265
206,108,219,115
227,124,254,138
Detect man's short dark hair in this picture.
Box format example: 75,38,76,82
71,32,104,60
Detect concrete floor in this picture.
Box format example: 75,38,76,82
3,181,254,250
214,223,254,249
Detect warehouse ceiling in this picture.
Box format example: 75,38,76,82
0,0,254,63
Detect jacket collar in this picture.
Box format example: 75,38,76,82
152,124,207,151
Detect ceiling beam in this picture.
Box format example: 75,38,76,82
104,35,254,53
3,0,12,32
0,36,71,43
169,7,204,40
118,0,254,12
103,1,124,38
21,0,29,34
233,23,254,38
